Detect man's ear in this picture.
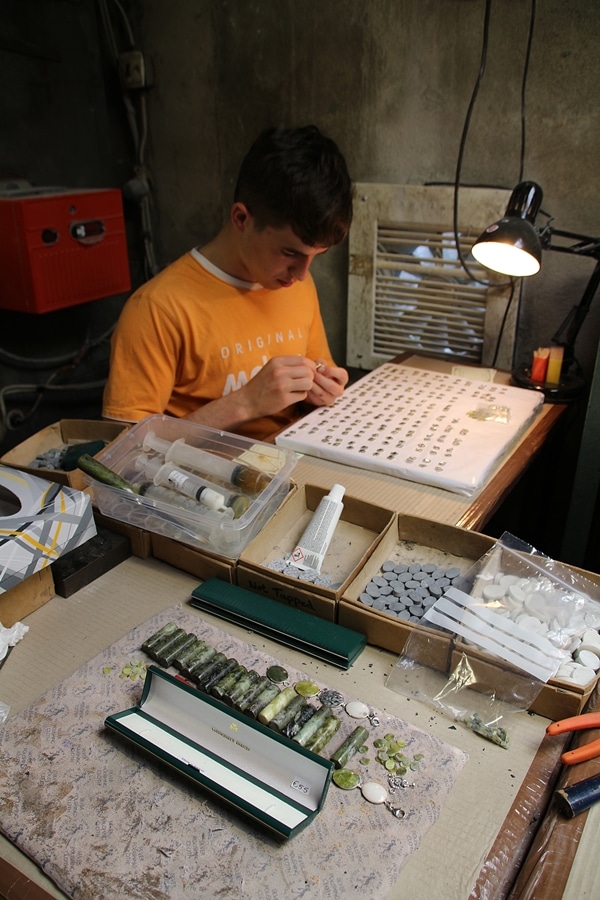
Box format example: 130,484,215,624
231,202,252,232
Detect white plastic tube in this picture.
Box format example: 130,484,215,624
289,484,345,572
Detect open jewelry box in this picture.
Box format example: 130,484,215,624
104,666,334,840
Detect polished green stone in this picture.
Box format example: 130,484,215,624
332,769,361,791
266,665,288,684
295,679,320,697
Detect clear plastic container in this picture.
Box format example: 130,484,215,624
82,415,299,558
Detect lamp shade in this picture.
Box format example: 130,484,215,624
472,181,544,276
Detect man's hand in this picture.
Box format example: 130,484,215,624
185,355,345,432
305,360,348,407
237,355,317,418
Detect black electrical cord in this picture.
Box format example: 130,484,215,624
452,0,494,285
0,319,115,370
519,0,536,182
452,0,538,366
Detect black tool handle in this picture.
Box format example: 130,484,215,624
555,772,600,817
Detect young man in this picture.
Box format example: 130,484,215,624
102,125,353,440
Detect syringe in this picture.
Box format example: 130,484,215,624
142,432,271,494
136,454,251,518
137,482,234,521
135,454,232,513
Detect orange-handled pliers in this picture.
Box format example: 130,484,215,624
546,712,600,765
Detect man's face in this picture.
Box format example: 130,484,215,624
233,204,329,290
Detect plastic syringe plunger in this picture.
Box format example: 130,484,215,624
142,431,172,456
143,433,270,494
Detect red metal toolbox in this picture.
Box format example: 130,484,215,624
0,187,131,313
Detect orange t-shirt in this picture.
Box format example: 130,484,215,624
102,249,335,439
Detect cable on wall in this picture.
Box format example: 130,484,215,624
451,0,537,365
97,0,159,280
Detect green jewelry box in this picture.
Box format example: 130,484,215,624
190,578,367,668
104,665,334,840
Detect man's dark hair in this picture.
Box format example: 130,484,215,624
234,125,353,247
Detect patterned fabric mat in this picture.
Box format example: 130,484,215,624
0,606,467,899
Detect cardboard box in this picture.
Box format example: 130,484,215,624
84,415,298,559
237,484,395,622
338,514,494,656
105,665,334,840
0,567,55,627
93,510,152,560
360,517,600,720
151,533,236,584
1,420,129,490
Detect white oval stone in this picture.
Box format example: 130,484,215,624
361,781,388,804
345,700,370,719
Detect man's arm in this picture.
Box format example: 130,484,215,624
183,355,318,430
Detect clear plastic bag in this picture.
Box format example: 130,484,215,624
387,533,600,746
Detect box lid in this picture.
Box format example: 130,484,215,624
190,578,367,668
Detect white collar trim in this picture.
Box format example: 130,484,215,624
190,247,263,290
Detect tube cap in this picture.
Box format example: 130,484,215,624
328,484,345,503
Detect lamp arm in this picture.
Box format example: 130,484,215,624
550,258,600,370
542,226,600,259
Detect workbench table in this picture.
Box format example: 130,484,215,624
0,556,598,899
1,354,596,898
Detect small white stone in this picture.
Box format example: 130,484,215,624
524,592,550,620
568,665,597,686
508,584,526,606
361,781,388,804
576,648,600,671
345,700,370,719
483,584,506,602
579,631,600,655
518,614,544,632
499,574,520,589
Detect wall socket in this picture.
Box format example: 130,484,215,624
118,50,148,90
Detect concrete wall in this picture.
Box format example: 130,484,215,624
137,0,600,373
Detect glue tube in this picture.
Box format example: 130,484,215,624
142,432,270,494
289,484,345,572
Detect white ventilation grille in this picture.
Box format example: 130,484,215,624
373,224,489,363
347,184,519,372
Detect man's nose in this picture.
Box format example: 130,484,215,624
291,256,311,281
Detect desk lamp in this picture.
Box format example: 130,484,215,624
472,181,600,402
